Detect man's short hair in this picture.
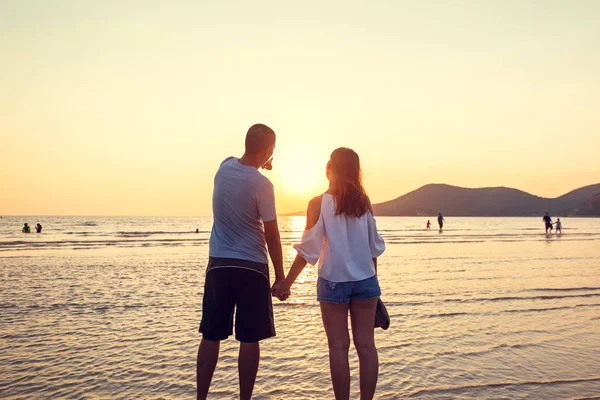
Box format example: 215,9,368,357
245,124,275,154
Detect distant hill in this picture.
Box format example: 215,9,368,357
283,183,600,217
372,183,600,217
579,193,600,216
555,184,600,214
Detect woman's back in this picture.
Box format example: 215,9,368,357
275,147,384,400
294,193,385,282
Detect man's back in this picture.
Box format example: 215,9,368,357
209,157,276,264
197,124,281,400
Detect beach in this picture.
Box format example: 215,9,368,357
1,216,599,399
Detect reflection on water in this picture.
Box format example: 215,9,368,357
1,216,599,399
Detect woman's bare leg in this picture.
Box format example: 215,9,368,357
321,302,351,400
350,298,379,400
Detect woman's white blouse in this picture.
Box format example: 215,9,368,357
293,194,386,282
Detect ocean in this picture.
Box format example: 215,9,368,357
1,216,599,399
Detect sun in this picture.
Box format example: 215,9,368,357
272,145,328,196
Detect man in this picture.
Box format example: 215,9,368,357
437,213,445,231
543,212,553,234
197,124,285,400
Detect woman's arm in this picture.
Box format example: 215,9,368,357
272,196,322,298
285,196,322,286
366,195,385,275
283,254,308,288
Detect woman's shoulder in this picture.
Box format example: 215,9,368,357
307,195,324,217
308,194,324,208
305,195,324,230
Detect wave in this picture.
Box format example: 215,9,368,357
432,342,540,358
415,303,600,319
388,240,486,245
409,376,600,397
0,238,210,250
504,304,600,313
423,312,471,318
444,293,600,303
385,234,600,240
380,292,600,307
570,397,600,400
528,287,600,292
404,293,600,306
63,230,211,236
117,230,210,236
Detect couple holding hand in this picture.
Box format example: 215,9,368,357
197,124,386,400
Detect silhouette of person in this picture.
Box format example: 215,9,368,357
543,212,553,234
426,220,431,230
195,228,199,233
437,213,445,231
22,223,31,233
35,223,42,233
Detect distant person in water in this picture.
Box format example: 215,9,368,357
426,220,431,230
543,212,553,234
197,124,284,400
554,218,562,234
35,223,42,233
195,228,199,233
22,223,31,233
437,213,445,231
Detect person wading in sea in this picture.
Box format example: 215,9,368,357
437,213,445,231
543,212,553,234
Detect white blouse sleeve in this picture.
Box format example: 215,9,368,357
293,217,324,266
367,213,386,258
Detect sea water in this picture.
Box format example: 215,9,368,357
1,216,599,399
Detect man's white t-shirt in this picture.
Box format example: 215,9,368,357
209,157,276,264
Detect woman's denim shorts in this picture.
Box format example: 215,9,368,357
317,275,381,304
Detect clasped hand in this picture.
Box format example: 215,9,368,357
271,279,290,301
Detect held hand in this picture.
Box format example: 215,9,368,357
271,280,290,301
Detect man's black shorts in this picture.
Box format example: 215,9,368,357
199,257,275,343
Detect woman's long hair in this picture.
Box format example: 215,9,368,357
327,148,370,218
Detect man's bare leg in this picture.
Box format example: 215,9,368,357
197,339,220,400
239,342,260,400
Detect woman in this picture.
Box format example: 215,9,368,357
273,147,385,400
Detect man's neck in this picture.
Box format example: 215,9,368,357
238,153,261,169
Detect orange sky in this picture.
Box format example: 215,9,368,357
1,1,599,216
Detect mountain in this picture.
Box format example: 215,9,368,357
284,183,600,217
554,184,600,214
372,183,600,217
579,193,600,215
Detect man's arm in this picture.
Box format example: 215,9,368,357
264,219,284,282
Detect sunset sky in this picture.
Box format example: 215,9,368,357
2,0,599,216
